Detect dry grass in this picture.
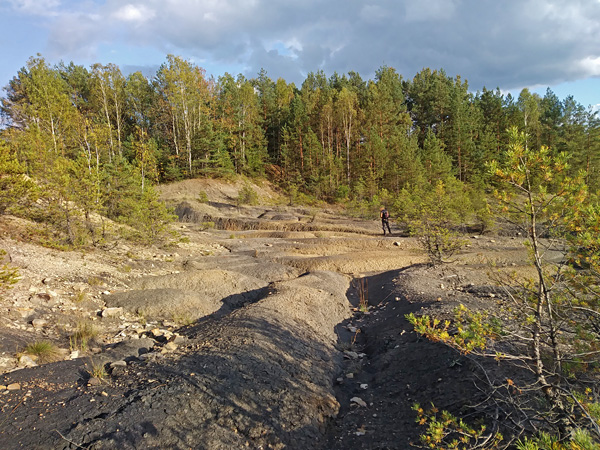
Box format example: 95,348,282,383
70,320,99,351
24,340,61,363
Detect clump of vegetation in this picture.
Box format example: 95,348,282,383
171,311,194,326
87,359,108,380
352,278,369,312
23,340,61,363
72,290,88,304
200,221,215,230
0,142,38,216
0,250,20,293
70,320,99,351
197,190,209,203
407,129,600,447
237,183,259,206
412,403,504,449
397,180,469,265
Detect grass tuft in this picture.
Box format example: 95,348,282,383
24,340,60,363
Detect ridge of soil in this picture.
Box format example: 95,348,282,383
0,178,532,449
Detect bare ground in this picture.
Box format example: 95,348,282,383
0,179,534,449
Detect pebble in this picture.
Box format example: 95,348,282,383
110,360,127,368
163,342,178,352
18,355,37,368
343,351,359,360
101,307,123,318
7,383,21,391
88,377,102,386
31,319,48,328
350,397,367,407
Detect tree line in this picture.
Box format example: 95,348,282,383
3,55,600,195
1,54,600,243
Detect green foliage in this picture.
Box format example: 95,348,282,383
408,129,600,446
516,430,600,450
0,142,38,215
0,250,20,292
406,304,500,354
70,320,99,351
87,359,108,380
398,180,469,265
197,190,209,203
237,182,259,206
24,340,60,363
412,403,503,449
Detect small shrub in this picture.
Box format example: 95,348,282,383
87,359,108,380
87,276,104,287
137,312,147,327
197,190,209,203
72,290,88,304
171,311,194,326
352,279,369,312
200,221,215,230
237,183,259,206
24,340,60,363
412,403,503,449
70,320,99,351
0,250,20,291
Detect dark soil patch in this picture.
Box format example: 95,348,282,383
325,267,500,449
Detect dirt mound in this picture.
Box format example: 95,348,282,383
105,269,269,320
184,255,304,282
0,271,351,449
158,177,283,205
276,250,426,274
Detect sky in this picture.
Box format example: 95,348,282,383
1,0,600,109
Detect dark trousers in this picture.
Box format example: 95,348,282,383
382,219,391,235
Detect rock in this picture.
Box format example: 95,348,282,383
0,385,6,391
163,342,178,352
173,334,187,345
346,373,354,379
110,360,127,368
7,383,21,391
18,355,37,368
343,351,359,360
393,241,401,246
350,397,367,407
69,351,79,359
31,319,48,328
360,384,368,390
101,307,123,318
88,377,103,386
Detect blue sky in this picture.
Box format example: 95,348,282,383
1,0,599,110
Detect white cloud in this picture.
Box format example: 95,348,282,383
113,4,155,23
579,56,600,77
5,0,600,96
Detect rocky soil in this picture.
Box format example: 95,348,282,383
0,178,534,449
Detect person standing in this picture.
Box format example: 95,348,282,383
380,206,391,236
